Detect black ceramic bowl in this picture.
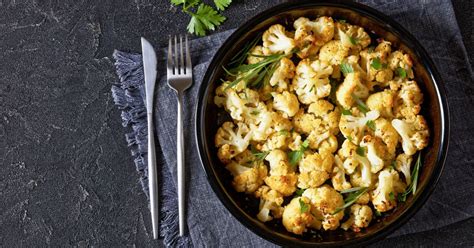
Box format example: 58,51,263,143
195,0,450,246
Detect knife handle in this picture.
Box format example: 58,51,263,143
177,91,186,236
147,112,160,239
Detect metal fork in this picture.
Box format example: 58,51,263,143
167,35,192,236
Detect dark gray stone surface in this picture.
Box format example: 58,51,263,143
0,0,471,247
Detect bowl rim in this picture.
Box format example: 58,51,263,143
195,0,450,246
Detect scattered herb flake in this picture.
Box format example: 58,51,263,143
349,36,358,45
351,93,369,114
299,198,310,213
342,108,352,116
250,110,260,115
356,146,366,157
347,136,353,142
333,187,368,214
396,67,407,79
279,129,289,136
295,188,305,196
389,192,395,201
288,139,309,167
340,63,354,76
366,120,376,131
370,57,383,70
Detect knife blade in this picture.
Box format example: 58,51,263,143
141,37,159,239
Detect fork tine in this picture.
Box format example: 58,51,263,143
179,35,184,74
185,35,191,72
174,35,179,74
167,36,173,75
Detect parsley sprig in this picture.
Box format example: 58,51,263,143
299,198,310,213
333,187,368,214
171,0,232,36
288,139,309,167
398,153,422,202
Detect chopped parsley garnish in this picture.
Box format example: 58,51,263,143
351,93,369,114
295,188,305,196
396,67,407,79
288,140,309,167
398,153,422,202
250,145,269,161
370,57,383,70
342,108,352,116
279,129,289,136
366,120,376,131
356,146,366,157
349,36,358,45
340,63,354,76
299,199,310,213
333,187,368,214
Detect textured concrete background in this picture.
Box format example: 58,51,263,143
0,0,472,247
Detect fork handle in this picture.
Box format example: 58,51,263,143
177,91,186,236
147,112,160,239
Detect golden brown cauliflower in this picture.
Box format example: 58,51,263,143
269,57,296,92
332,155,352,191
292,59,333,104
367,90,396,118
272,91,300,117
371,168,407,212
293,16,335,58
215,122,252,163
297,152,334,189
339,109,380,145
387,50,414,79
360,135,392,173
264,149,298,196
262,24,295,55
341,204,373,232
336,72,369,109
282,196,322,235
373,118,399,156
255,185,285,222
246,45,265,64
391,115,429,156
303,185,345,230
394,80,423,119
319,40,350,65
334,22,371,51
225,159,268,194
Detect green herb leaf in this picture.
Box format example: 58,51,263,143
342,108,352,116
299,198,310,213
250,146,269,161
366,120,376,131
347,135,353,142
398,153,422,202
368,46,375,53
250,110,260,115
187,4,226,36
171,0,200,7
390,160,397,170
227,35,260,67
288,140,309,167
370,57,383,70
389,192,395,201
279,129,289,136
295,188,305,196
356,146,366,157
396,67,407,79
213,0,232,10
333,187,368,214
340,63,354,76
351,93,369,114
340,187,366,194
302,140,309,148
349,36,358,45
375,210,382,217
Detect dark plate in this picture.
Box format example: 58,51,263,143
195,0,450,246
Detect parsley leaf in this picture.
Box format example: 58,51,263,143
214,0,232,10
288,140,309,167
396,67,407,79
295,188,305,196
356,146,366,157
299,198,310,213
250,110,260,115
333,187,368,214
370,57,383,70
250,146,269,161
340,63,354,76
279,129,289,136
187,4,226,36
398,153,422,202
342,108,352,116
349,36,358,45
366,120,376,131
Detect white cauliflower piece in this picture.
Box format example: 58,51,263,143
395,153,413,185
292,59,333,104
221,88,261,122
269,57,296,92
394,80,423,119
248,109,274,141
359,135,391,173
319,40,350,66
335,22,371,50
282,196,321,234
272,91,300,117
349,155,373,188
264,149,297,196
336,72,369,109
293,100,340,137
392,115,429,156
215,122,252,163
359,42,394,86
341,204,373,232
255,186,284,222
332,155,352,191
225,159,267,194
293,16,335,58
367,90,396,118
297,152,334,189
246,45,264,64
262,24,295,55
374,118,399,156
387,50,414,79
303,185,345,230
339,110,380,144
371,168,407,212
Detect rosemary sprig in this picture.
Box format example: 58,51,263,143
333,187,368,214
398,153,422,202
227,35,260,68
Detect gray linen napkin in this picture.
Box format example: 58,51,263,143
111,0,473,246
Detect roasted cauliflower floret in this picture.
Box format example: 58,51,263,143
226,159,268,194
367,90,396,118
341,204,373,232
359,135,391,173
371,168,407,212
391,115,429,156
395,153,413,185
359,42,394,86
332,155,352,191
374,118,399,156
282,197,321,234
292,59,333,104
262,24,295,55
293,16,335,58
349,156,373,188
335,22,371,50
272,91,300,117
339,110,380,144
255,185,284,222
308,99,341,134
215,122,252,163
303,185,345,230
394,80,423,119
269,57,296,92
387,50,414,79
297,152,334,189
319,40,350,65
336,72,369,109
264,150,298,196
307,131,338,153
292,109,321,135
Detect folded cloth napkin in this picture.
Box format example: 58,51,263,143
111,0,473,246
